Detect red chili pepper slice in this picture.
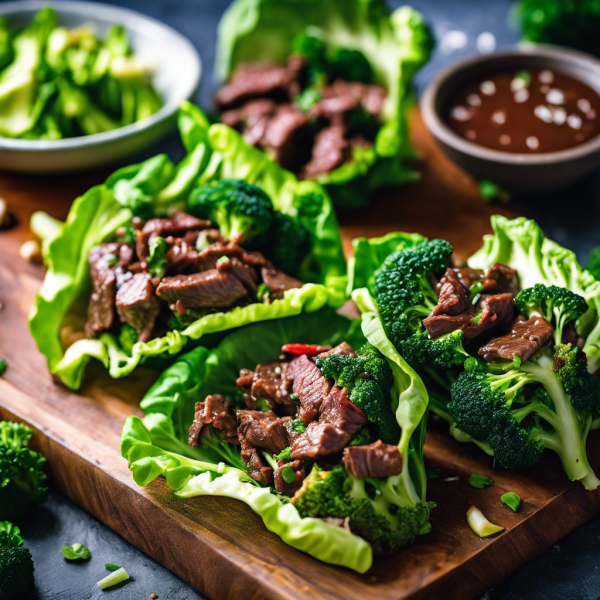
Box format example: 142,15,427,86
281,343,324,356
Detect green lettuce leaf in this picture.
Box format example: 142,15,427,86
347,231,427,295
121,309,373,572
352,287,429,503
29,102,346,389
216,0,433,208
468,216,600,372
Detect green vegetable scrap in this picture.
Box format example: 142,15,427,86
468,473,494,489
61,542,91,561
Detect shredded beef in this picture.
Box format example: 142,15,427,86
115,273,161,343
237,412,290,454
430,268,473,317
301,125,350,178
483,262,520,296
86,243,121,337
453,267,484,290
463,293,516,343
250,361,293,407
286,354,332,424
342,440,403,479
215,57,305,110
319,385,366,436
188,395,239,447
274,459,306,496
320,80,387,117
263,105,311,171
317,342,358,359
423,312,473,339
217,259,258,295
261,266,303,295
156,269,249,309
290,422,349,459
478,315,554,362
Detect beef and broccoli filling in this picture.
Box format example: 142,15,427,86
375,240,600,486
187,341,428,554
84,180,309,345
216,32,386,179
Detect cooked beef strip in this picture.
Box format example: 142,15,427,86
221,98,278,146
482,262,520,296
188,395,239,447
215,57,305,110
463,293,516,343
320,80,387,117
86,243,121,337
137,211,210,260
261,266,303,295
250,361,293,407
342,440,403,479
453,267,484,290
423,312,474,339
236,368,254,388
317,342,358,359
274,459,306,496
430,268,473,317
290,421,350,459
115,273,161,343
301,125,350,178
286,354,332,424
156,269,249,309
243,445,273,486
262,104,311,171
319,385,366,436
237,413,290,454
478,315,554,362
165,238,199,274
217,258,258,295
309,94,361,119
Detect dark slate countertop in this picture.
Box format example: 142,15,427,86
21,0,600,598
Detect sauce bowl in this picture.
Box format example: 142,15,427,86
421,45,600,193
0,1,201,173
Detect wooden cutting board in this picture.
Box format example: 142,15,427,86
1,109,599,600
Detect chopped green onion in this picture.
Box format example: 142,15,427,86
467,506,504,537
501,492,521,512
281,467,296,483
97,567,129,590
444,476,459,482
61,542,91,560
468,473,494,489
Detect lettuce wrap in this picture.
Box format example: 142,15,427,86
350,217,600,487
121,307,433,572
215,0,433,208
29,102,347,390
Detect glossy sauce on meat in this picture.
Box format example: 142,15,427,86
444,68,600,153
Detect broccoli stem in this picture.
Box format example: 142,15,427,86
522,353,598,488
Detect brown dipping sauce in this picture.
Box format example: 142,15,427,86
443,68,600,153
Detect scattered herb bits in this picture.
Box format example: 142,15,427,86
97,566,130,590
501,492,521,512
104,563,121,572
467,506,504,538
469,473,494,489
61,542,91,560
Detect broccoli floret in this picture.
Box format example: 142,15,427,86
585,246,600,281
515,284,588,345
0,422,48,520
555,344,600,419
293,465,434,555
315,353,366,390
448,345,600,489
327,48,373,84
188,179,274,244
350,379,400,445
315,343,400,444
374,239,453,346
348,427,372,446
398,329,470,371
263,212,310,275
291,32,328,86
0,521,35,598
518,0,600,58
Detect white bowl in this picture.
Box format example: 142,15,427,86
0,0,201,173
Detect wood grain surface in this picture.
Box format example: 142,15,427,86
1,109,598,600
